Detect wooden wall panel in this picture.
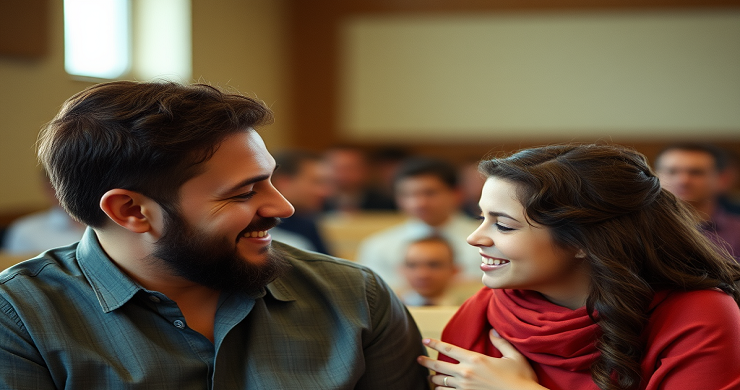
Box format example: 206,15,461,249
0,0,49,59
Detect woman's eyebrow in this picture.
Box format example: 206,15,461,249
488,211,520,223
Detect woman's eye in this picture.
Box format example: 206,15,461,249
495,223,515,232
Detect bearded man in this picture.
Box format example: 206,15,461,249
0,81,429,389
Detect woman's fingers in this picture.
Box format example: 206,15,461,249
422,338,469,362
430,374,453,389
417,354,457,376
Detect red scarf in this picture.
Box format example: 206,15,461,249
440,288,601,389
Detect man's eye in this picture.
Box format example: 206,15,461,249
233,191,256,200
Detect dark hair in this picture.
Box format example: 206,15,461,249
37,81,273,227
479,143,740,390
654,142,729,172
394,157,458,189
273,149,322,177
406,234,455,263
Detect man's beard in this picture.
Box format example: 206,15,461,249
151,210,291,295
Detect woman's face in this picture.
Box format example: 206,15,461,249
467,177,591,309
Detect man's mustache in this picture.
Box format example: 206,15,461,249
239,217,281,237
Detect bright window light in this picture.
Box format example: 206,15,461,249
64,0,130,79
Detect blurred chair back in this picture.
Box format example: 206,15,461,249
407,305,460,359
318,211,407,260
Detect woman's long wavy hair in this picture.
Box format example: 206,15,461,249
479,143,740,390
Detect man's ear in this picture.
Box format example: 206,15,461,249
99,189,162,233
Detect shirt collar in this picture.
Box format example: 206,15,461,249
265,279,296,302
76,228,144,313
263,242,300,302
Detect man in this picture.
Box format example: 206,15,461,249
399,235,469,307
270,149,332,254
356,157,482,290
0,81,429,389
322,145,396,212
654,142,740,260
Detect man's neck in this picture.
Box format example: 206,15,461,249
96,229,221,342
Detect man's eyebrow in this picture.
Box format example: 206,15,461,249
488,211,520,222
221,166,278,196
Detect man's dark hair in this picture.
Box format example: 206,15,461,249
654,142,729,172
393,157,459,189
37,81,273,227
273,149,322,177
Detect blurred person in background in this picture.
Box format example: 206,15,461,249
398,235,473,307
2,170,85,255
459,158,487,219
270,149,332,255
368,146,410,206
654,142,740,261
356,157,481,290
322,145,396,213
718,148,740,215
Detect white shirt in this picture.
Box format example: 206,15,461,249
355,213,482,289
2,207,85,255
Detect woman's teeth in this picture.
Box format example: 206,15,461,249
482,257,510,266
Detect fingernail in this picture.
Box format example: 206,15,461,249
490,328,500,337
422,338,431,345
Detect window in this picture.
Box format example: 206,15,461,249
64,0,191,82
64,0,130,79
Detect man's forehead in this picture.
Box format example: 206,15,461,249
659,150,716,168
181,132,275,189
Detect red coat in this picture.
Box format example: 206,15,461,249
440,288,740,390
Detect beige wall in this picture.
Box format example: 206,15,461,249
340,10,740,142
0,0,290,214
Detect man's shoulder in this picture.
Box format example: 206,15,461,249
0,246,80,285
270,241,394,304
274,241,379,279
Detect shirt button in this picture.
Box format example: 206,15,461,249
173,319,185,329
149,296,161,303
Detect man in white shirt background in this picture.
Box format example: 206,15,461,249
356,157,482,291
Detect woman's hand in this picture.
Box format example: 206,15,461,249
417,329,546,390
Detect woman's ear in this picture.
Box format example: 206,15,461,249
99,189,162,233
575,249,587,259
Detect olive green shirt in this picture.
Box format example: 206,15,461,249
0,228,429,389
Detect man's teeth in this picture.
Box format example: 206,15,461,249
245,231,267,238
482,257,509,266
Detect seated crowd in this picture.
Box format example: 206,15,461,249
1,80,739,389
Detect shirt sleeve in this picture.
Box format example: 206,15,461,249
0,296,57,389
643,290,740,390
354,270,431,390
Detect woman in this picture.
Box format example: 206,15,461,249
417,144,740,390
